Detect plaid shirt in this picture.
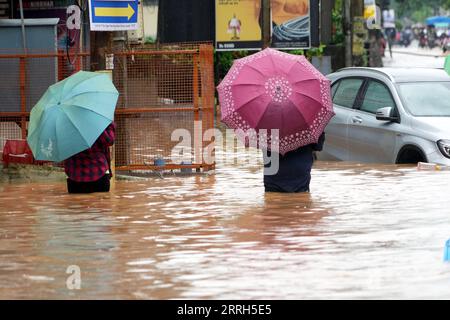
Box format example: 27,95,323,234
64,122,116,182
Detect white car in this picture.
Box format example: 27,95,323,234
319,67,450,165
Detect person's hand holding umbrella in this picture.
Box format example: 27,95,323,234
27,71,119,162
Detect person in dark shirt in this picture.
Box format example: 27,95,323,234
263,132,325,193
64,122,116,194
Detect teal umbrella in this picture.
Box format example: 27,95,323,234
445,55,450,76
27,71,119,162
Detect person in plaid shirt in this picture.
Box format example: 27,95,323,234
64,122,116,193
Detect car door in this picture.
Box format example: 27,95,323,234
321,77,365,161
347,79,401,163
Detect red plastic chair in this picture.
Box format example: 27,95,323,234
2,139,35,167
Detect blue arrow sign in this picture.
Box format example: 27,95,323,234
89,0,139,31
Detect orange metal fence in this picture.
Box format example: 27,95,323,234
0,43,216,173
112,43,215,171
0,49,89,161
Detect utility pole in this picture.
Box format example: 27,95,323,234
344,0,365,67
262,0,271,48
351,0,365,66
351,0,364,20
344,0,352,67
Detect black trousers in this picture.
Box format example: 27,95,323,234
265,186,310,193
67,175,110,194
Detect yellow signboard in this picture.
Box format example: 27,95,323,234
364,0,376,19
215,0,262,50
364,0,380,29
364,6,376,20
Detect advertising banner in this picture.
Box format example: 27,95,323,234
271,0,310,49
215,0,263,51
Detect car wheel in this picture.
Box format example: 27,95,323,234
396,146,427,164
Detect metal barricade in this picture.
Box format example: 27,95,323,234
0,43,216,172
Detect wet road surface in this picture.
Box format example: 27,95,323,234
2,145,450,299
1,48,450,299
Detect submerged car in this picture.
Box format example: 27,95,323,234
319,67,450,165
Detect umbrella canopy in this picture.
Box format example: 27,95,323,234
217,48,334,155
27,71,119,162
445,55,450,76
425,16,450,26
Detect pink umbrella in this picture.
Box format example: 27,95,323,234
217,48,334,155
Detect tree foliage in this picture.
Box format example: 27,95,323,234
393,0,450,19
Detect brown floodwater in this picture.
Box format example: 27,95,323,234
1,143,450,299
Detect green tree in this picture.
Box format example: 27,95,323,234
393,0,450,19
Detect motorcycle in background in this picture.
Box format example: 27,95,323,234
443,36,449,54
401,28,413,47
419,33,427,48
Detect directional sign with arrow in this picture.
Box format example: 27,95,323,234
89,0,139,31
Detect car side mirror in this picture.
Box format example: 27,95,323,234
376,107,399,122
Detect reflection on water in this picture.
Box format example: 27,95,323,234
2,143,450,299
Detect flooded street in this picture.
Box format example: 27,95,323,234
1,41,450,300
2,141,450,299
383,41,446,68
2,0,450,303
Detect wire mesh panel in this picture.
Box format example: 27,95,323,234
113,43,215,172
0,56,21,113
0,117,24,156
0,50,89,112
0,50,89,162
115,111,197,166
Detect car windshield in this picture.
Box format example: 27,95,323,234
398,82,450,116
